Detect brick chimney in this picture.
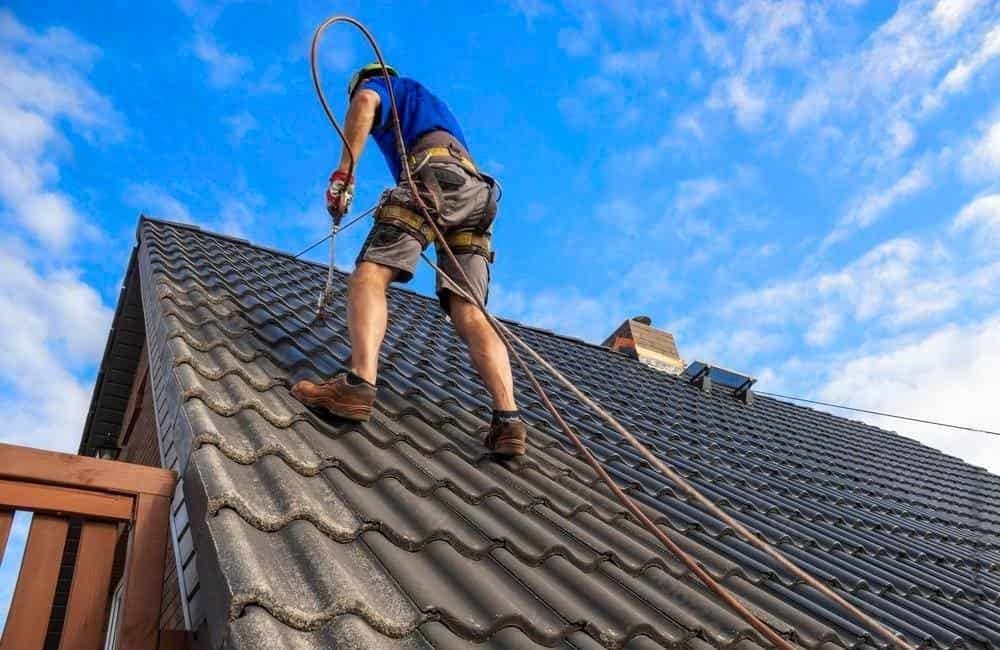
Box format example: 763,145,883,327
602,316,685,375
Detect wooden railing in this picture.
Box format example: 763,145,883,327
0,443,176,650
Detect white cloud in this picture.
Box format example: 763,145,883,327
123,182,266,239
691,1,816,73
595,197,644,233
675,176,723,213
787,88,831,131
708,75,767,129
179,2,286,93
0,9,120,250
757,242,779,257
491,284,621,342
952,193,1000,248
718,235,990,360
0,244,113,452
489,259,675,345
123,183,194,224
193,33,250,88
600,49,663,77
826,160,931,245
820,313,1000,473
690,1,820,129
676,112,705,141
509,0,553,26
725,0,814,72
0,11,113,131
558,1,818,132
621,259,672,300
923,24,1000,112
224,110,259,145
0,11,116,458
685,326,786,371
941,24,1000,92
787,0,992,149
557,13,599,57
961,114,1000,181
854,163,931,227
930,0,982,35
805,309,843,346
216,191,264,239
886,119,917,159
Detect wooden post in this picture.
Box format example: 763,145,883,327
118,493,172,649
59,521,118,650
1,514,69,650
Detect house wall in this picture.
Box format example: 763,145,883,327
116,345,187,632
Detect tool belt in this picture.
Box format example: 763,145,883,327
374,203,492,260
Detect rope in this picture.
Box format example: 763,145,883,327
310,16,912,649
310,23,372,318
757,392,1000,437
294,204,377,259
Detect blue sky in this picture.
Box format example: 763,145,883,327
1,0,999,628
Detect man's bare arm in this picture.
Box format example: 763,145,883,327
336,89,380,175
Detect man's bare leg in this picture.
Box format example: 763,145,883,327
289,260,391,419
347,261,397,384
449,296,517,411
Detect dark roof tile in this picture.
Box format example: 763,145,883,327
131,218,1000,648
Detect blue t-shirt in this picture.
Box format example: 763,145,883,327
360,76,469,181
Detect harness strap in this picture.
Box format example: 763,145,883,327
375,204,437,246
437,229,494,262
375,205,493,261
408,146,479,177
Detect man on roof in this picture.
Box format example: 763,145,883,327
292,63,527,457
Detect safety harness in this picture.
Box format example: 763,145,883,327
374,147,495,261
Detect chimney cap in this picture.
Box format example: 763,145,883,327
632,315,653,326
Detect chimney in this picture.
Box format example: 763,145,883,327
602,316,685,375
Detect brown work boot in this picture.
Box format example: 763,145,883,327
484,418,527,457
291,372,376,421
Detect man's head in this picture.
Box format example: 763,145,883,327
348,62,399,98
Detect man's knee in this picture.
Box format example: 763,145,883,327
449,295,486,337
350,262,395,295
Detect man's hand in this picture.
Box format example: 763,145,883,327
326,170,355,219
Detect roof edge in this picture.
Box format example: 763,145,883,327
79,245,146,456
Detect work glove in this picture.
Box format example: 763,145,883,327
326,170,354,220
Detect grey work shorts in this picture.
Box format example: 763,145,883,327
357,161,496,314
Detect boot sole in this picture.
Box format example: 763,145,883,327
292,389,372,422
491,438,527,458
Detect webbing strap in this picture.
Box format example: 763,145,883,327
408,146,478,176
447,230,489,249
376,206,492,259
376,204,436,244
440,230,492,260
